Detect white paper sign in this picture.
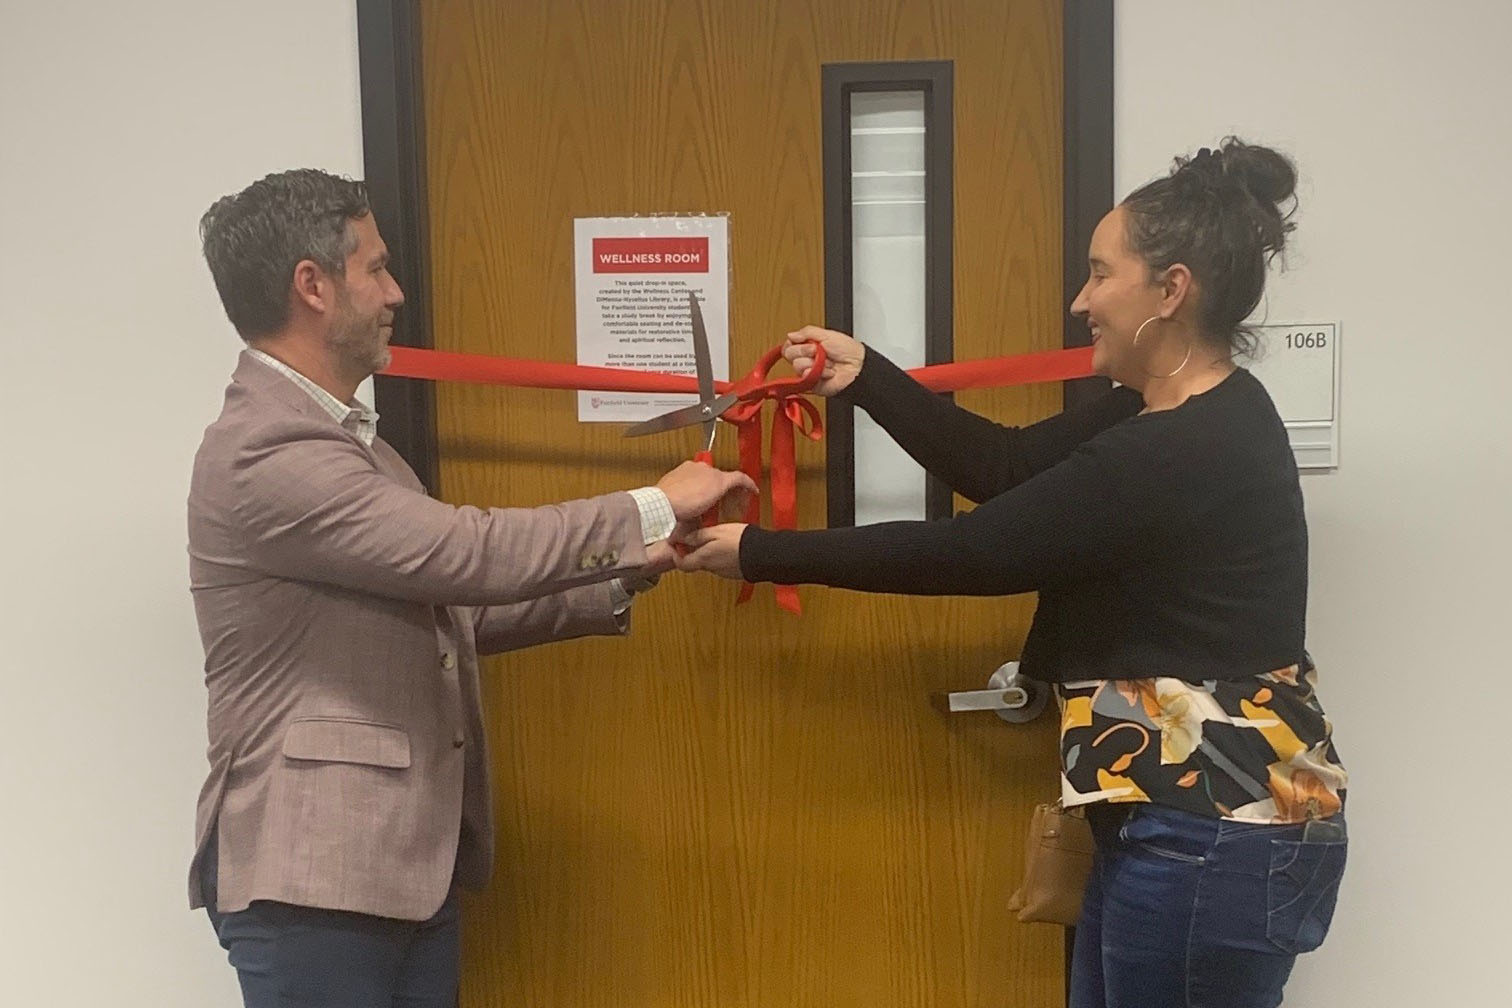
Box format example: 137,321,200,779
1246,323,1341,469
574,216,729,423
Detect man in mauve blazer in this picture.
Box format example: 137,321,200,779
188,169,752,1008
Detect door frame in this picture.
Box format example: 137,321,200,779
354,0,1111,994
819,59,957,527
354,0,1114,496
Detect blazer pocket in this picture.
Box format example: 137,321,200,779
281,717,411,769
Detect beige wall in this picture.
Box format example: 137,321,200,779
0,1,363,1003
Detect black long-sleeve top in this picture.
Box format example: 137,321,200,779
740,349,1309,684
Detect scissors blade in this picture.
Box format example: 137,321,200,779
621,392,740,438
689,292,716,403
688,291,718,447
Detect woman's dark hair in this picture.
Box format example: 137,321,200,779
1122,137,1297,357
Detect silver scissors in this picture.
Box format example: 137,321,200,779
622,292,739,473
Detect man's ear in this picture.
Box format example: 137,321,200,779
291,258,336,316
1159,262,1195,319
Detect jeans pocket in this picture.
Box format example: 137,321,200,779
1266,836,1346,954
1117,806,1210,864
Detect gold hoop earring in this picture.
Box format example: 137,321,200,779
1147,343,1192,379
1131,315,1192,379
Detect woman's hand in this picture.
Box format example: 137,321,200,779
639,539,677,577
674,523,747,580
783,325,865,397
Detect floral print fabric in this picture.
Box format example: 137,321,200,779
1056,662,1347,823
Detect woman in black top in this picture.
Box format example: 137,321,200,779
680,139,1347,1008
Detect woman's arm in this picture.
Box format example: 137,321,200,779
840,348,1141,503
680,443,1146,595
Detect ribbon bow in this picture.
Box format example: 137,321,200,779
716,345,827,614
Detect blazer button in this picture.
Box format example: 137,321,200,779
453,733,465,748
440,652,455,670
603,550,619,566
581,553,599,570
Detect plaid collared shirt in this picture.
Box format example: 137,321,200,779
246,348,379,446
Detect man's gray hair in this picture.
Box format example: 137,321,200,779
200,169,371,340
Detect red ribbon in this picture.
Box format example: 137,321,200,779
718,346,827,614
382,342,1096,614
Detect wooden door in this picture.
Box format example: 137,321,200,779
419,1,1069,1004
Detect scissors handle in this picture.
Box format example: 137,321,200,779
692,449,718,527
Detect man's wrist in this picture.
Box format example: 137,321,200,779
627,486,676,544
610,572,661,619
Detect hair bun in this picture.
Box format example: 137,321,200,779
1174,137,1297,258
1214,137,1297,208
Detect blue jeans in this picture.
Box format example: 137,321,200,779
202,845,461,1008
1070,803,1346,1008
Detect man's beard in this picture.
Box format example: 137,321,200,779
328,304,391,376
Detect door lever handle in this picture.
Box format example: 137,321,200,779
930,662,1047,724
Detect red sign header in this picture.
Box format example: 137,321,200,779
592,236,710,273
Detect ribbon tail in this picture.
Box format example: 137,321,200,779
735,408,766,607
768,401,802,615
774,585,802,615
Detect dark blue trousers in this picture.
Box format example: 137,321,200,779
202,849,460,1008
1070,803,1346,1008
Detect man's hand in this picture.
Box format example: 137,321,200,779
783,325,865,397
674,523,747,580
656,461,758,524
